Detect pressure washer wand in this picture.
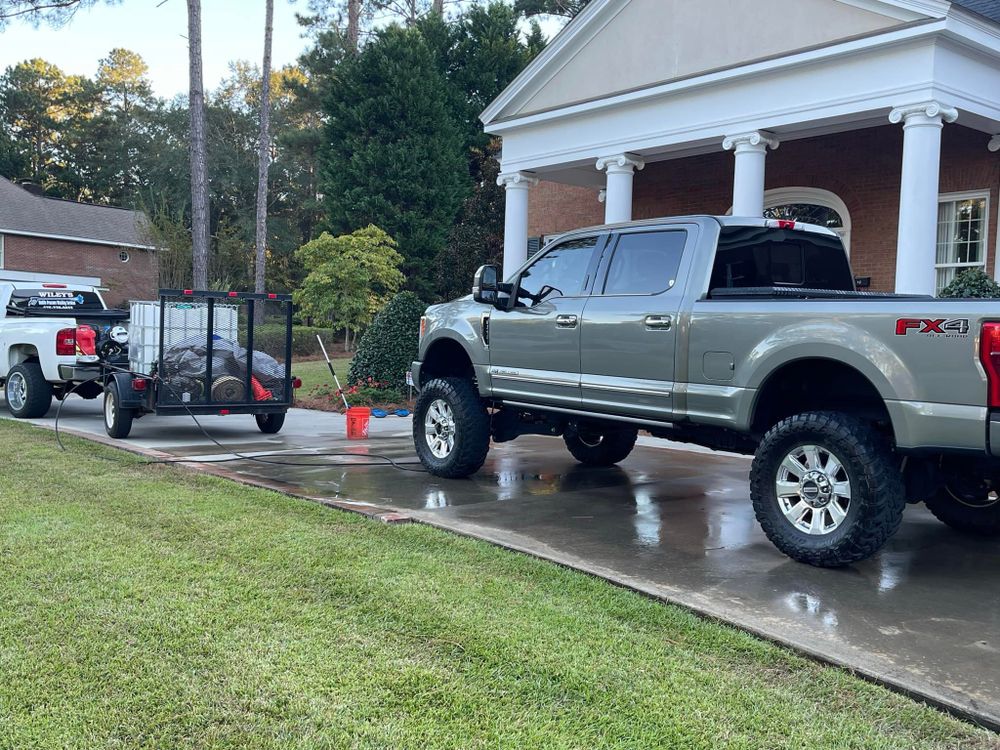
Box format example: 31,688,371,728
316,334,351,411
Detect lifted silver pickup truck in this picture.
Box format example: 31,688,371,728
411,216,1000,567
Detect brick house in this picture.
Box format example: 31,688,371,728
0,177,156,307
483,0,1000,295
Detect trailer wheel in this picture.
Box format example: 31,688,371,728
564,425,638,466
750,411,905,567
413,377,489,478
256,413,285,434
5,363,52,419
104,382,134,439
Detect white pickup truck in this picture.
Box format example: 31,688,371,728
0,281,129,418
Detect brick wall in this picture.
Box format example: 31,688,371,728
526,123,1000,292
2,234,157,307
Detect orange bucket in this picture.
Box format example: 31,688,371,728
346,406,371,440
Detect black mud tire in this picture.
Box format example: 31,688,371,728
925,486,1000,536
749,411,905,568
103,382,135,439
564,426,638,466
413,377,490,478
5,362,53,419
256,412,286,434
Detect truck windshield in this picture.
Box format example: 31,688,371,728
710,227,854,293
7,289,105,313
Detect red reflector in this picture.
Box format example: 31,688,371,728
292,377,302,389
131,378,147,392
228,291,238,297
267,293,277,299
981,323,1000,408
42,283,67,288
56,327,76,356
183,289,193,295
219,409,230,416
75,325,97,357
776,220,796,229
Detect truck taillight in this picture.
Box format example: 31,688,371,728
980,322,1000,408
56,328,76,356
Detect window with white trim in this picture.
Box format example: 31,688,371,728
936,193,989,293
0,233,4,268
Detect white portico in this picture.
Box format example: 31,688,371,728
483,0,1000,295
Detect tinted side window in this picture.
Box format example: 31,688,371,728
518,237,597,304
602,231,686,295
710,227,853,292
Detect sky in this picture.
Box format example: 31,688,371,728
0,1,565,100
0,0,315,99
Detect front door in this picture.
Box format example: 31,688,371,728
488,235,604,408
580,227,692,420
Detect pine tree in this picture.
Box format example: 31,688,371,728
320,24,467,298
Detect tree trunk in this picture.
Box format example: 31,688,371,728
347,0,360,51
254,0,274,320
432,0,443,14
187,0,209,289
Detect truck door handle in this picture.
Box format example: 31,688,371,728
555,314,578,328
644,315,672,330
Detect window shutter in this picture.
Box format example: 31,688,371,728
527,236,542,258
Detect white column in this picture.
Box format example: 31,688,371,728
596,154,644,224
722,131,779,217
889,101,958,295
497,171,538,280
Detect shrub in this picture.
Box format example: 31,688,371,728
251,324,335,359
938,268,1000,298
348,291,426,388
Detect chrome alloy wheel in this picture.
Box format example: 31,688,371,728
424,398,456,459
6,372,26,412
775,444,852,535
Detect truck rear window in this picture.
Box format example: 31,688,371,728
7,289,105,313
710,227,854,293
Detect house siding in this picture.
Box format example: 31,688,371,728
526,124,1000,292
2,234,157,307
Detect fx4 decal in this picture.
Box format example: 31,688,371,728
895,318,970,337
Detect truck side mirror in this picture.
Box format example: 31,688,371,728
473,264,500,306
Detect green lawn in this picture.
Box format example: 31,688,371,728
292,356,353,393
0,420,993,749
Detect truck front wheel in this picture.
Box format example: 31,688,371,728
749,411,905,567
564,425,638,466
413,377,490,478
5,363,53,419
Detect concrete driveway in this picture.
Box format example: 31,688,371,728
7,398,1000,728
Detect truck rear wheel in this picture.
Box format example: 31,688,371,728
5,363,53,419
413,377,489,478
750,411,905,567
925,477,1000,536
104,382,135,439
564,425,638,466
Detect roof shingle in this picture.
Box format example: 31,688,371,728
952,0,1000,25
0,177,151,249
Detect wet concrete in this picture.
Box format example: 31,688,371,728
8,399,1000,727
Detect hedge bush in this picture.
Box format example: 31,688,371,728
938,268,1000,298
251,324,335,358
348,291,426,388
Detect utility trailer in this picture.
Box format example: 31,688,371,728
103,289,300,439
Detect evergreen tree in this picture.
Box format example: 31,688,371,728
321,24,467,298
